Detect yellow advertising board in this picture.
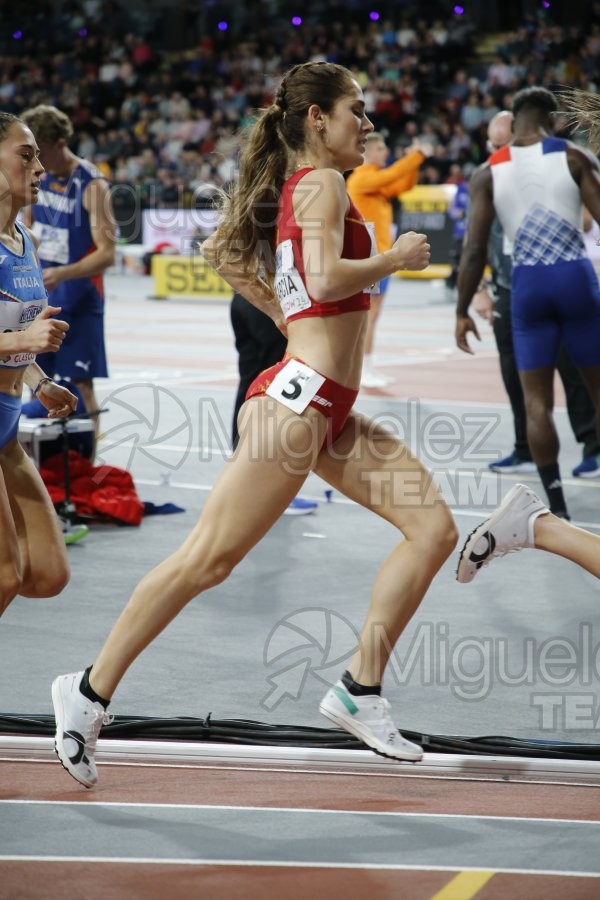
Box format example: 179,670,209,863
397,184,456,278
151,255,233,300
400,183,455,213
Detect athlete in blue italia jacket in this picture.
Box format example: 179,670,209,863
22,105,116,459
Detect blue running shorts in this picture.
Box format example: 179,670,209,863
0,391,22,450
512,258,600,370
36,311,108,381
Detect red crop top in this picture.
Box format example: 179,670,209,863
274,167,372,323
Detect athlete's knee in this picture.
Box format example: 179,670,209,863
394,500,457,566
0,562,22,611
43,563,70,597
523,394,552,427
204,554,238,588
417,504,458,564
178,547,241,594
433,507,459,558
21,560,70,599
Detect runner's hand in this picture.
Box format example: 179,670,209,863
455,315,480,354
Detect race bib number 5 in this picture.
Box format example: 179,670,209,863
266,360,325,414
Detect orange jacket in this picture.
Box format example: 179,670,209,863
346,150,425,252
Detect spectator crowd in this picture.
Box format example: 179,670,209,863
0,0,598,218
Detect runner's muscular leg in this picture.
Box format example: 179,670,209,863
0,455,22,612
89,397,328,699
0,440,69,605
315,412,458,685
525,362,600,576
518,367,557,467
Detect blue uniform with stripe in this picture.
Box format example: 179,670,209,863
0,223,48,447
490,137,600,370
30,159,108,381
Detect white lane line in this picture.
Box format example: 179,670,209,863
131,476,600,529
5,754,600,788
1,799,599,826
3,756,600,789
0,856,599,877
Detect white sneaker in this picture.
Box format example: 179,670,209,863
456,483,549,584
319,680,423,761
360,369,392,389
52,671,112,788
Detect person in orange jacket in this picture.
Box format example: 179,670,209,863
347,133,431,387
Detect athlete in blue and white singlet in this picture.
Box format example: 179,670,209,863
0,222,47,365
489,136,600,371
0,221,48,446
22,104,116,458
29,156,109,381
456,86,600,518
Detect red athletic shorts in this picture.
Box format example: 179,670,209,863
245,354,358,447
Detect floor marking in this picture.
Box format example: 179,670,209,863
0,857,598,877
131,464,600,496
4,739,600,783
5,755,600,787
132,475,600,529
98,381,571,412
430,870,495,899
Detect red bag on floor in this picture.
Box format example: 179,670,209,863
39,451,145,526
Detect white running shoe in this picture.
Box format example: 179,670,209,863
319,681,423,761
52,671,112,788
456,483,549,584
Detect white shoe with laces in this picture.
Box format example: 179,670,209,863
52,671,113,788
456,483,549,584
319,680,423,761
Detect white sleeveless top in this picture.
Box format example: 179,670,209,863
489,137,586,266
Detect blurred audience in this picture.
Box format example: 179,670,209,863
0,0,596,216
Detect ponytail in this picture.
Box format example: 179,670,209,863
214,105,289,282
212,61,356,282
559,88,600,153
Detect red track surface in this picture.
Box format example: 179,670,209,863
2,758,599,899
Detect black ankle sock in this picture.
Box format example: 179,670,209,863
341,670,381,697
538,463,569,517
80,666,110,709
